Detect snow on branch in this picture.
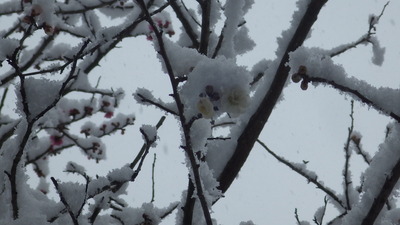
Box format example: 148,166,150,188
256,139,347,210
289,47,400,123
328,1,389,64
342,123,400,225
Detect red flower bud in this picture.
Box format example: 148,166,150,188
105,111,114,118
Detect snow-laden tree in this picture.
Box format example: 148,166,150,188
0,0,399,224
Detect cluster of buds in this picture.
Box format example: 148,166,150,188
197,85,220,119
21,3,58,35
50,135,63,146
101,100,114,118
88,142,103,163
291,65,310,90
146,18,175,40
68,106,96,119
69,108,80,118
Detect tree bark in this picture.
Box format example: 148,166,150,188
217,0,328,194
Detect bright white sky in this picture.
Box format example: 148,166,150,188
14,0,399,224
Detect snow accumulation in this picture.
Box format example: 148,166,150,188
289,46,400,118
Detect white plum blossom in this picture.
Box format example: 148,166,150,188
222,86,250,117
197,97,215,119
180,57,252,119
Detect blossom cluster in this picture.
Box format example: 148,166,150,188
196,84,249,119
181,57,251,120
146,16,175,40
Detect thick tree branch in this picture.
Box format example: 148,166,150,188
217,0,328,194
198,0,211,55
169,0,200,48
361,156,400,225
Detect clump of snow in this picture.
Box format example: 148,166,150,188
218,0,247,58
288,46,400,118
341,123,400,225
158,38,205,77
190,119,211,153
112,202,164,225
240,221,255,225
134,88,156,105
140,124,158,145
370,36,385,66
21,77,61,120
65,161,86,174
107,165,134,183
233,26,256,55
206,139,237,176
276,0,312,58
77,137,106,161
219,0,255,58
87,176,109,197
0,38,19,62
56,181,86,215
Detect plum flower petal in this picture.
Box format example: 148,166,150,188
222,86,249,117
197,98,214,119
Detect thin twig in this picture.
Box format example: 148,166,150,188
0,87,8,114
294,208,302,225
305,76,400,122
169,0,199,48
151,153,157,203
313,196,328,225
343,100,354,210
51,177,80,225
136,93,178,115
257,139,347,210
329,2,389,57
130,116,166,169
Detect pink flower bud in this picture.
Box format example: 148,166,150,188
50,135,63,146
105,111,114,118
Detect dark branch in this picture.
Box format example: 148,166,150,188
257,139,347,210
198,0,211,55
361,157,400,225
306,76,400,122
169,0,200,48
343,100,354,210
51,177,80,225
217,0,328,194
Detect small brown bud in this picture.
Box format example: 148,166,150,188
300,80,308,90
351,135,361,145
298,65,307,75
167,30,175,37
291,73,302,83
